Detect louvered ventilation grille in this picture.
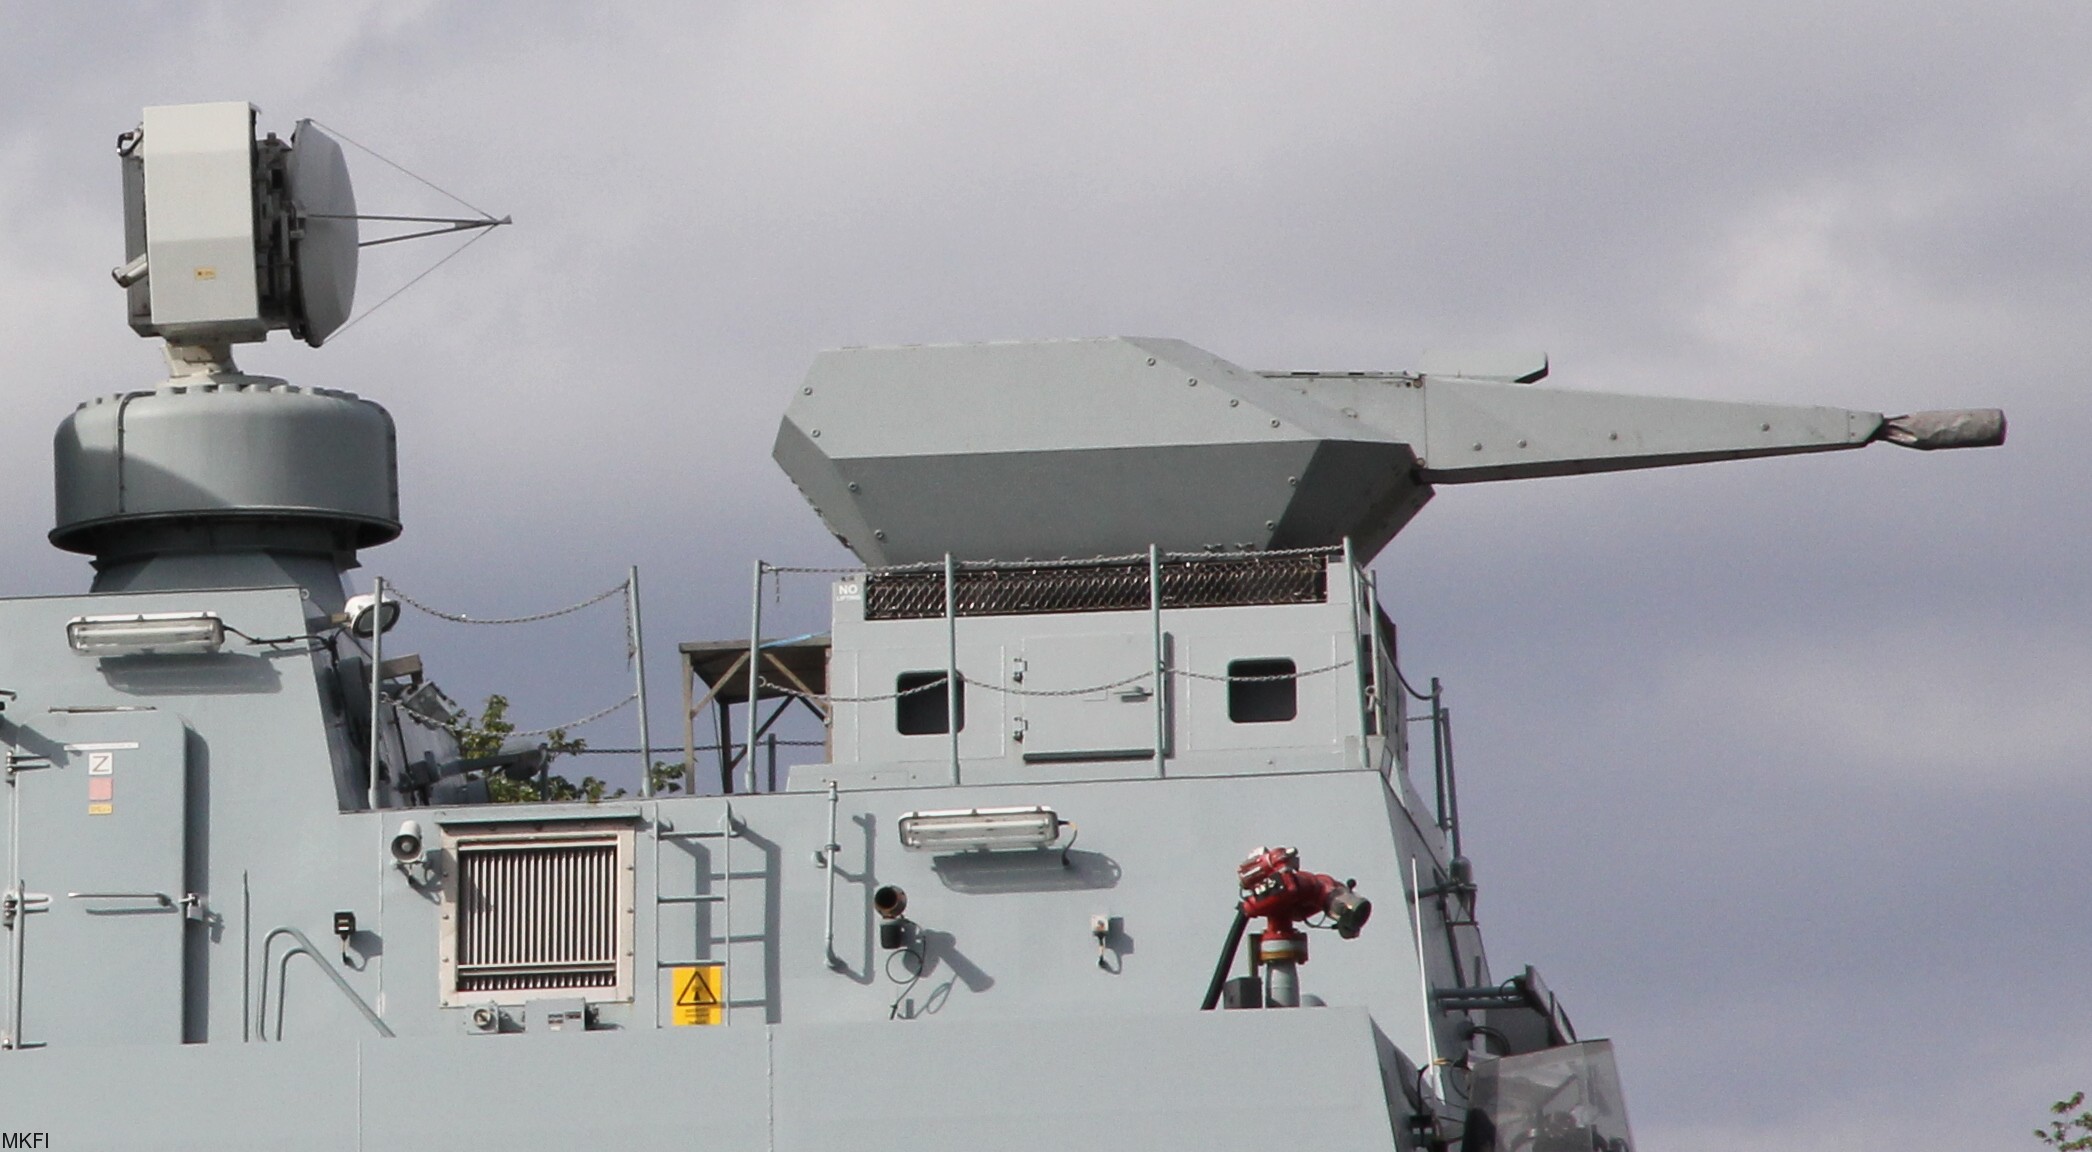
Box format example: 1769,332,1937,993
864,551,1334,621
455,839,618,992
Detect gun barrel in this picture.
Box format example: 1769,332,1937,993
1875,409,2008,451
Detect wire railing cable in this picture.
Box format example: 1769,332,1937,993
755,660,1353,706
380,576,639,739
762,544,1344,578
388,579,629,626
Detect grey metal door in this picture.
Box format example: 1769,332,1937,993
1019,633,1165,762
5,710,190,1048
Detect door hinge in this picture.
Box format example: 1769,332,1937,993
1,891,51,929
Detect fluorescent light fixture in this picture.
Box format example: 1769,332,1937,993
67,612,225,656
898,806,1062,853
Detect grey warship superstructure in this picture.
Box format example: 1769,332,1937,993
0,102,2005,1150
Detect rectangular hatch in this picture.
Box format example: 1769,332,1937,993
1018,633,1166,763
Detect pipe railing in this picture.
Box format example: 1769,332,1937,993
255,925,394,1041
740,541,1441,804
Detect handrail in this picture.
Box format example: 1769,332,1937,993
255,925,394,1041
945,553,960,780
66,891,173,906
1149,545,1166,776
821,781,843,971
1395,661,1463,860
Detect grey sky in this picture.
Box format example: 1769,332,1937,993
2,4,2085,1147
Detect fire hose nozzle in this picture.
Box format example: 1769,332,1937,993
1327,885,1372,939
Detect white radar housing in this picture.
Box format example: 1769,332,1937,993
120,102,359,347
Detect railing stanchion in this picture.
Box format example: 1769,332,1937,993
1366,565,1384,769
1151,544,1165,776
682,646,696,795
1343,538,1367,769
1442,702,1462,861
741,560,763,795
1432,676,1447,834
630,565,653,797
945,553,960,782
368,576,385,811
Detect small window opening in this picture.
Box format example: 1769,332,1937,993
896,671,965,735
1228,658,1297,723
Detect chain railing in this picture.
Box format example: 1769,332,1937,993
758,660,1355,708
375,571,656,793
388,579,629,627
706,541,1431,797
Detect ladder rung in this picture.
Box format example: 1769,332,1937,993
654,938,767,967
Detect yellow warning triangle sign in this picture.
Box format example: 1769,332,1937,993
670,964,723,1025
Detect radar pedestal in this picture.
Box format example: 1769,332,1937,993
51,372,398,612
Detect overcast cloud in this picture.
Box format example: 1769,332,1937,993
1,4,2084,1148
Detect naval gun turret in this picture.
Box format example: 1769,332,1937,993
774,336,2003,566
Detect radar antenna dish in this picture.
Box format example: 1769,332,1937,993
286,119,358,346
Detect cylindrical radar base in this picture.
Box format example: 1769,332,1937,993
51,376,399,608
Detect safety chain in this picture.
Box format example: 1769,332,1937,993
765,561,942,576
757,659,1353,705
763,545,1343,578
387,579,629,626
1175,660,1354,682
431,692,639,740
764,676,952,704
972,672,1155,698
376,576,641,745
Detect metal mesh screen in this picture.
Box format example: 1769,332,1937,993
454,839,619,993
864,551,1333,621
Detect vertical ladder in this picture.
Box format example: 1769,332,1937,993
652,803,768,1026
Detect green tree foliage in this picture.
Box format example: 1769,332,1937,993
648,760,690,794
455,694,615,803
451,697,700,801
2038,1092,2092,1151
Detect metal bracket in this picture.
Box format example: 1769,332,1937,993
0,891,50,929
396,857,439,889
3,753,52,778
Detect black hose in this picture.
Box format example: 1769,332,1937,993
1199,907,1251,1011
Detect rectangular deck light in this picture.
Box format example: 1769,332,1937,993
898,806,1063,853
67,612,225,656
